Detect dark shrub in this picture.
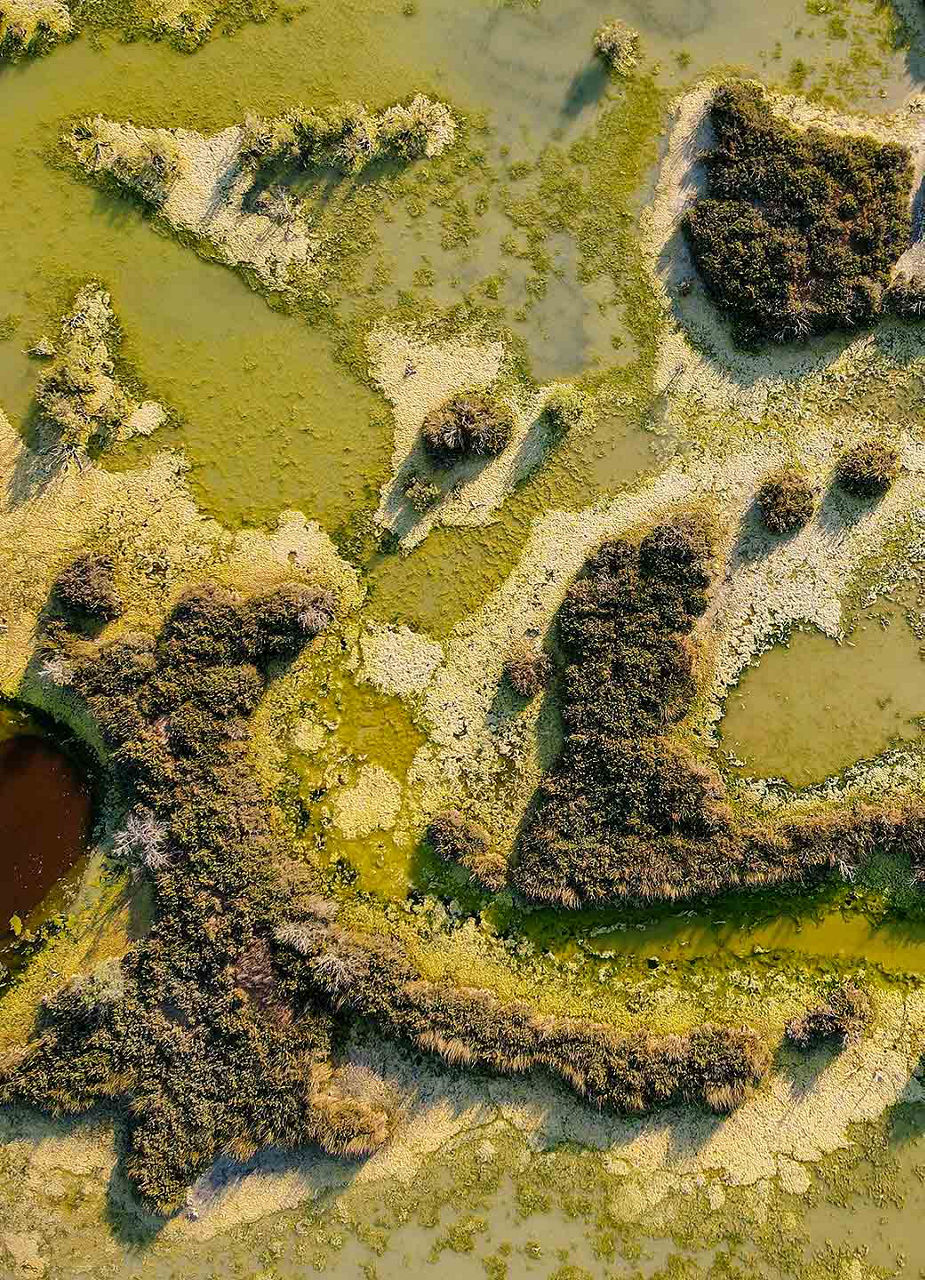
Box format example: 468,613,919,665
1,573,391,1218
637,514,715,584
683,1025,770,1112
755,468,815,534
885,272,925,319
426,809,508,892
52,553,122,629
511,513,878,908
284,924,770,1117
420,393,514,467
785,982,871,1049
683,82,913,346
503,644,552,698
835,439,900,498
159,585,246,666
245,584,338,664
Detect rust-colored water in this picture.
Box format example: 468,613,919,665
0,735,91,932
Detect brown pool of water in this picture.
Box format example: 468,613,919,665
0,734,92,933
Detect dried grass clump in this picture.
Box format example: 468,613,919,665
683,82,912,346
112,807,169,871
70,118,185,207
544,383,588,438
426,810,508,892
503,643,552,699
755,468,815,535
420,392,514,467
52,553,123,630
35,284,138,460
245,583,339,664
835,439,900,498
785,982,871,1050
0,0,73,60
241,95,455,174
310,1063,404,1158
379,94,456,160
593,19,639,73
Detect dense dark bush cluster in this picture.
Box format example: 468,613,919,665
511,515,925,908
503,643,552,699
420,393,514,467
277,920,770,1115
51,552,123,631
683,82,913,347
785,982,871,1049
835,439,900,498
425,810,508,892
755,468,816,535
0,577,407,1216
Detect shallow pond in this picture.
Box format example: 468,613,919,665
720,599,925,787
0,706,92,934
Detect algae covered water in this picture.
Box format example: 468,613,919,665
6,0,925,1277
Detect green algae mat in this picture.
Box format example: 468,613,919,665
7,1,925,1277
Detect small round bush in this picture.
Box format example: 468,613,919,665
246,583,338,663
544,384,587,437
420,393,514,467
593,19,639,73
755,468,815,535
835,439,900,499
403,473,441,514
885,273,925,320
426,809,507,892
52,553,123,630
503,645,552,699
785,982,871,1050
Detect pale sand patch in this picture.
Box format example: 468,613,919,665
1,1231,44,1278
72,102,454,302
358,623,444,700
331,763,403,839
369,326,564,550
74,119,319,295
292,717,329,755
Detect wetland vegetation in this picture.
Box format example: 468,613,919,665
6,0,925,1276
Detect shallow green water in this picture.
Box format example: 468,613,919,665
720,599,925,787
3,0,925,1274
